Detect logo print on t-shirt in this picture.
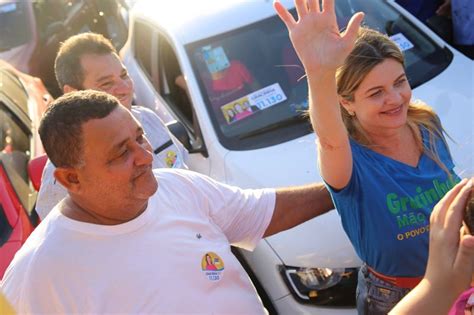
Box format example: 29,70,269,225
165,151,177,168
201,252,224,281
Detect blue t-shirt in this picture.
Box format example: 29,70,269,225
328,128,459,277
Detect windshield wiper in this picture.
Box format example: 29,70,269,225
238,114,309,140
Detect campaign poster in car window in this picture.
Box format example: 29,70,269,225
221,96,256,124
220,83,287,124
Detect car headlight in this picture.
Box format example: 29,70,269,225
279,265,358,306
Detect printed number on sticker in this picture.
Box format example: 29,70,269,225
389,33,414,52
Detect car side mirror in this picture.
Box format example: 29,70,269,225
166,120,190,147
165,120,207,156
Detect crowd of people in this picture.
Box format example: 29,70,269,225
0,0,473,314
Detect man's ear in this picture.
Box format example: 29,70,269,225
63,85,78,94
54,167,81,193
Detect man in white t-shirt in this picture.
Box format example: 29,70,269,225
36,32,187,219
1,90,334,314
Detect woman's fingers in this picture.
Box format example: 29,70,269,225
307,0,320,12
322,0,334,13
431,178,467,226
341,12,364,48
445,179,472,232
274,1,296,29
294,0,309,19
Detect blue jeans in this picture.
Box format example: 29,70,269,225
356,265,412,315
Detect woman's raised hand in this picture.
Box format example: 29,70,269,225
274,0,364,73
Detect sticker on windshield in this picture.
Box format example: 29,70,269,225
201,45,230,74
390,33,414,52
221,96,256,124
220,83,287,124
249,83,287,110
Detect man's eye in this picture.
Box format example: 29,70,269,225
101,82,113,89
118,149,129,158
121,72,130,79
137,134,145,143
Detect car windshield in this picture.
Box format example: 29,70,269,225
186,0,452,150
0,2,31,52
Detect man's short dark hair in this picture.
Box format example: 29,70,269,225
55,33,117,90
39,90,119,168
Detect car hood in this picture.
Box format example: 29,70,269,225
223,51,472,268
409,51,473,177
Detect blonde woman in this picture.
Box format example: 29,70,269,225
274,0,460,313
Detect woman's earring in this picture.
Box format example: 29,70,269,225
348,110,355,117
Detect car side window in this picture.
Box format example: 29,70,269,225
0,102,32,211
132,22,206,153
156,36,194,127
153,33,207,153
133,21,153,80
0,68,36,213
0,2,31,51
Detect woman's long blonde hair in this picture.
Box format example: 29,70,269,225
336,28,450,174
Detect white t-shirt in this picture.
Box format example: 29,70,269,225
131,106,187,169
35,106,187,220
2,169,275,314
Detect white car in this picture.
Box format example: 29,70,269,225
121,0,473,313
